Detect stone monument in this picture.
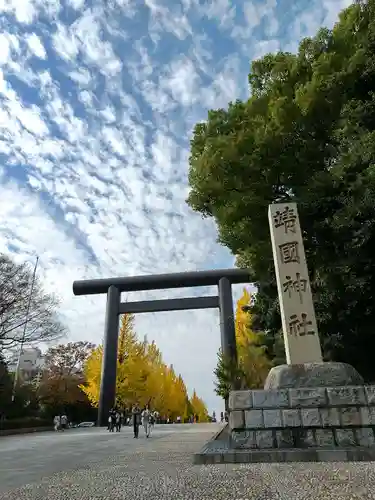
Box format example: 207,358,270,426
268,203,322,365
194,203,375,464
265,202,363,389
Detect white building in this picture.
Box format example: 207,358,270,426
8,347,44,382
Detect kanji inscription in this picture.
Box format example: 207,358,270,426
273,206,297,234
279,241,300,264
288,313,315,337
283,273,307,304
268,202,323,364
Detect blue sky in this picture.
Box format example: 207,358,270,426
0,0,351,413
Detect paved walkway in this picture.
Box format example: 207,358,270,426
0,423,375,499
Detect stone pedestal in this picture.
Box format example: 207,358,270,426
264,362,364,389
194,361,375,464
226,383,375,462
194,364,375,464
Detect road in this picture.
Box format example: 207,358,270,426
0,423,375,499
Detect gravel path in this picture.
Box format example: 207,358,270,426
0,423,375,499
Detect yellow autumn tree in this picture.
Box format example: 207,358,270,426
79,345,103,407
190,389,209,422
236,288,272,388
80,313,149,408
157,365,189,420
81,313,207,420
214,288,272,401
175,374,190,420
140,339,163,407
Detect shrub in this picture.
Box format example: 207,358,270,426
0,416,51,430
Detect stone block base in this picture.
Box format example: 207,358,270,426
231,427,375,449
193,446,375,465
224,384,375,461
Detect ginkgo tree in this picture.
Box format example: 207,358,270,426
190,390,209,422
80,312,207,421
214,288,272,402
235,289,272,387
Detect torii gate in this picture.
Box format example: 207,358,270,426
73,268,250,425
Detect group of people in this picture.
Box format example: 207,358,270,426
108,404,157,438
131,404,156,438
53,414,68,431
107,409,122,432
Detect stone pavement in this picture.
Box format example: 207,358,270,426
0,423,375,499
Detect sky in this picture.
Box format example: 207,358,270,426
0,0,352,414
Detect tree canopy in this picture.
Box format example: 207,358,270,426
214,289,273,402
0,254,66,352
188,0,375,381
81,313,209,421
38,341,95,412
1,342,97,423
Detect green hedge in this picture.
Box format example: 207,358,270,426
0,417,51,430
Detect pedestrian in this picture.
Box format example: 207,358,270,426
149,411,155,430
132,403,141,438
108,409,115,432
142,405,151,438
115,410,121,432
60,414,68,431
53,415,61,432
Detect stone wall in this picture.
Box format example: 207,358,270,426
229,386,375,450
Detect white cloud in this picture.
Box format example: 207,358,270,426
161,57,200,106
0,0,61,24
0,34,11,65
25,33,47,59
0,0,352,413
69,69,92,86
0,0,36,24
145,0,193,41
52,24,80,62
67,0,86,10
72,10,122,75
0,33,20,65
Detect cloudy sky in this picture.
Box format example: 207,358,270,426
0,0,351,413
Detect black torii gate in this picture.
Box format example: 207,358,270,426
72,268,250,426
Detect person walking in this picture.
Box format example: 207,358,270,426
142,405,151,438
60,414,68,431
108,409,115,432
115,410,122,432
149,411,156,431
53,415,61,432
132,403,141,438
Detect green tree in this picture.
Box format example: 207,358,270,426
188,0,375,381
214,349,244,406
